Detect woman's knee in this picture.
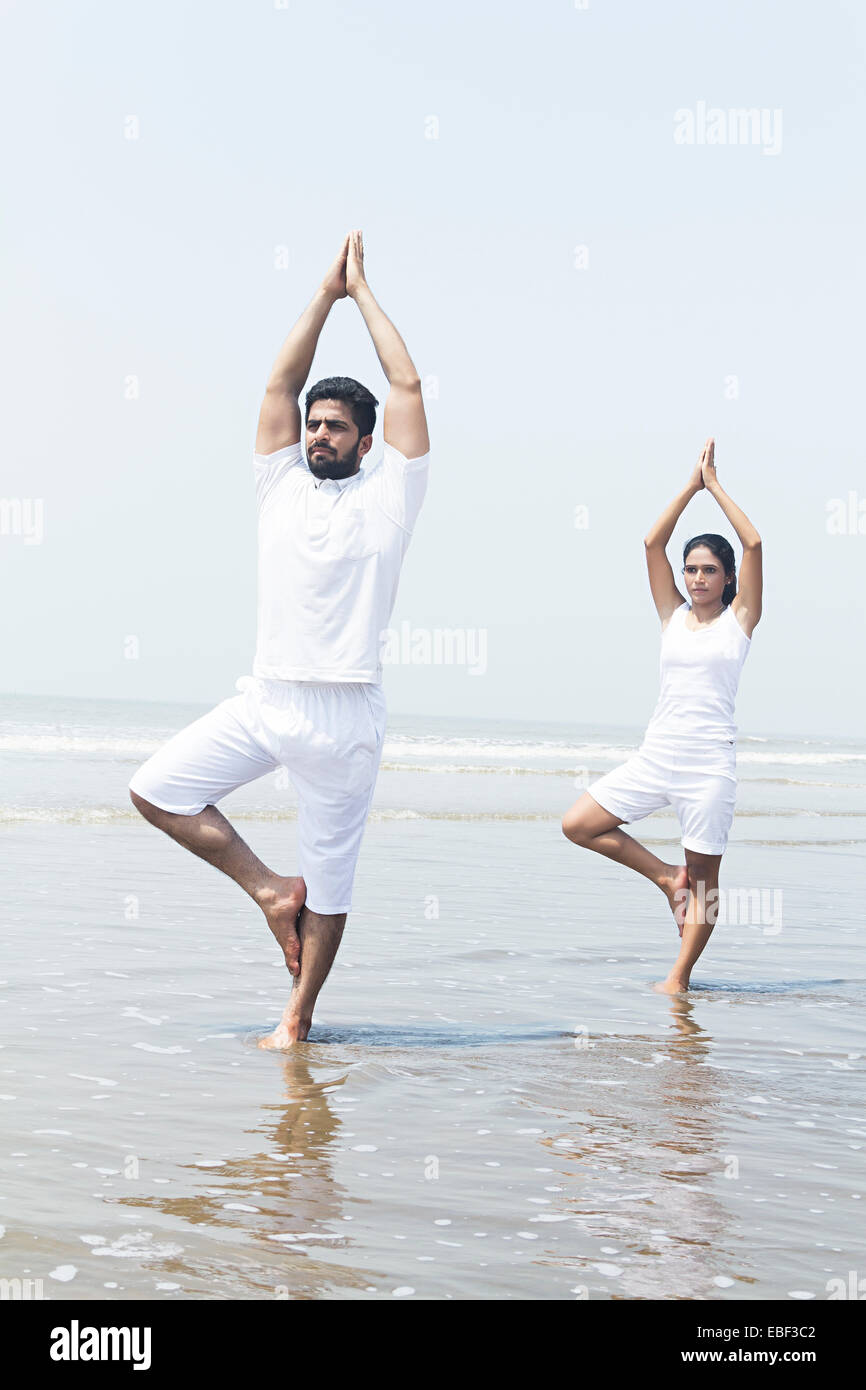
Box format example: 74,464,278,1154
562,810,591,846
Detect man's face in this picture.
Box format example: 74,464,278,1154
305,400,371,480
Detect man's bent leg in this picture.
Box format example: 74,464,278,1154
258,906,346,1047
127,687,307,974
129,791,305,976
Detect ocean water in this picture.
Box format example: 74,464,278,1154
0,691,864,1301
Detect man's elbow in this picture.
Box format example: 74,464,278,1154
263,380,301,401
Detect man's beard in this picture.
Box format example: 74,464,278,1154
307,442,361,481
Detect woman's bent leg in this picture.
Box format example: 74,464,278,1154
562,792,688,921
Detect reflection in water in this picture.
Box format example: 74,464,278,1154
111,1053,379,1297
535,1000,757,1298
307,1023,567,1048
92,993,845,1301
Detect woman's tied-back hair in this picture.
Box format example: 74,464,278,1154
305,377,379,441
683,533,737,606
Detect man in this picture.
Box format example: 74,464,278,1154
129,230,430,1047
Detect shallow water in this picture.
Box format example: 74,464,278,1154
2,823,863,1300
1,697,864,1299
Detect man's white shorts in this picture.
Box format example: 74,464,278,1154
586,740,738,855
128,677,387,915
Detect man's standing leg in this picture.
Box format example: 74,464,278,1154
257,906,346,1046
258,681,386,1048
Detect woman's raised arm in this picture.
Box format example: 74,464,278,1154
701,441,763,637
643,441,708,624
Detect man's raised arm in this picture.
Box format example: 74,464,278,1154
345,230,430,461
255,236,350,455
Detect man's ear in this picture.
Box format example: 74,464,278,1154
359,433,374,458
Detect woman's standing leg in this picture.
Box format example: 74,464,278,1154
654,849,722,992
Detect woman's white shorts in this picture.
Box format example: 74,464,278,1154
128,677,387,915
586,740,737,855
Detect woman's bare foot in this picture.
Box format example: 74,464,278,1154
257,1012,312,1050
657,864,689,936
652,975,689,995
255,876,306,976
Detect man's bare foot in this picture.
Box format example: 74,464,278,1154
652,975,690,995
257,1014,311,1050
256,876,306,976
657,864,689,937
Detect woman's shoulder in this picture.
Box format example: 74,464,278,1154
660,601,689,634
728,598,756,642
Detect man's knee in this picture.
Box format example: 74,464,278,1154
129,787,161,822
686,856,718,894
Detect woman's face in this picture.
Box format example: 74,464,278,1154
683,546,730,608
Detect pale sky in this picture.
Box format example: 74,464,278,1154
1,0,864,737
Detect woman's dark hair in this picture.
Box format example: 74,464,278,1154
683,533,737,605
305,376,379,440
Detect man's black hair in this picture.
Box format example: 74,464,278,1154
305,377,379,440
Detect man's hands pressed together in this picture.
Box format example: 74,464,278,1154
321,233,350,302
256,229,429,463
345,229,367,300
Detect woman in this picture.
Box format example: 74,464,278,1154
562,438,762,993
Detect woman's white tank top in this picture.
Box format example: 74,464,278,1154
641,601,751,751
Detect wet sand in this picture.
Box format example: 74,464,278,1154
1,815,863,1300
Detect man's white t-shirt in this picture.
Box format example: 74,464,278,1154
252,440,430,684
